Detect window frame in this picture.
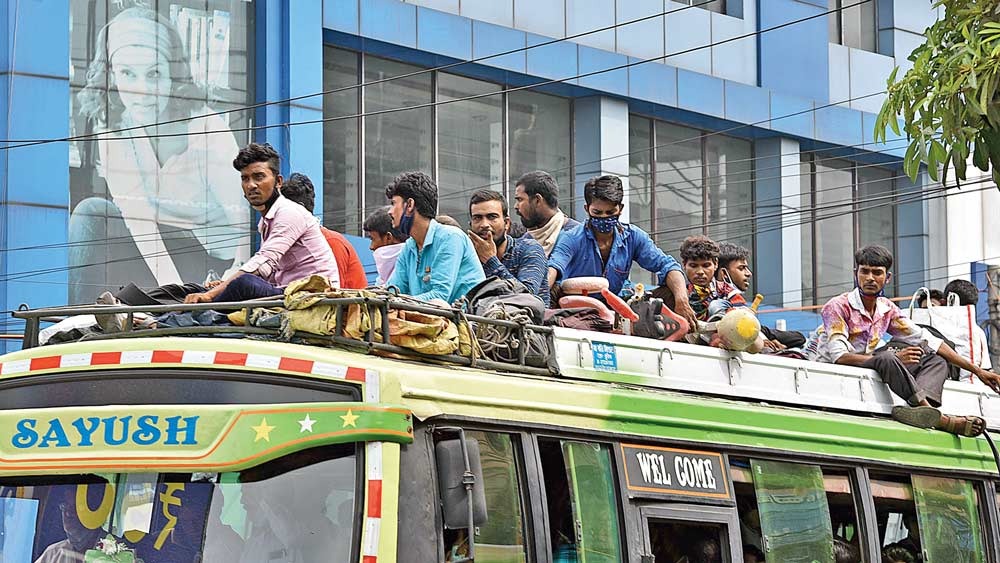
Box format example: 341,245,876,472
828,0,879,53
638,504,742,562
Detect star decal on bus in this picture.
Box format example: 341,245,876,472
251,417,275,442
298,414,316,433
340,409,359,428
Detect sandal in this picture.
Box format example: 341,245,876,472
891,405,942,430
936,413,986,437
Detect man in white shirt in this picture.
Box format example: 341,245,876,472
943,279,994,380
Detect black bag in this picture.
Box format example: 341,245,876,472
464,277,553,370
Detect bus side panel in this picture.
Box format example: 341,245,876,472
395,427,440,562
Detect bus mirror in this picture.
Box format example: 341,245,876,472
435,437,488,529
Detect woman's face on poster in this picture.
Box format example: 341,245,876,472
111,45,172,124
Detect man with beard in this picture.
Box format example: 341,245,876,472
513,171,580,256
468,189,549,306
386,171,484,304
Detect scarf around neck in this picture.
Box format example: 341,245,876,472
528,210,566,255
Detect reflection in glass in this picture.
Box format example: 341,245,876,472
706,135,754,257
857,167,895,294
323,47,361,234
509,91,573,209
912,475,985,563
0,445,356,563
799,156,815,305
364,57,433,217
562,441,623,563
654,123,703,256
463,431,528,563
628,116,655,286
814,160,855,302
750,458,835,563
437,74,503,223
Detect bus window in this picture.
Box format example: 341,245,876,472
538,438,623,563
0,443,357,563
749,458,836,562
911,474,985,563
648,520,727,562
870,472,920,562
442,431,528,563
822,469,862,562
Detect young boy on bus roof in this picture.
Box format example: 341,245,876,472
942,278,993,381
680,236,747,322
804,244,1000,436
385,171,485,304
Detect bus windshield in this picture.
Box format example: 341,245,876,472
0,444,357,563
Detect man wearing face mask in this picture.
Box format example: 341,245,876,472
385,171,485,304
467,189,549,306
546,175,696,328
184,143,339,303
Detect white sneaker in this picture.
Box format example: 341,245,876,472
95,291,126,333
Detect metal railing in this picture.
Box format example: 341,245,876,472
11,294,559,377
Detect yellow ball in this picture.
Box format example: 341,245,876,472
717,308,761,351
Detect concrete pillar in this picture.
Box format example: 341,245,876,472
754,137,801,307
572,96,630,221
895,173,931,296
256,1,324,210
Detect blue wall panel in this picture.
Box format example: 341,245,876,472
566,0,615,51
769,91,815,138
4,204,69,307
513,0,565,39
677,69,724,118
360,0,417,49
473,21,526,74
615,0,665,61
724,80,770,126
577,46,627,96
628,59,677,107
759,0,829,102
324,0,359,35
526,33,577,84
417,7,472,60
815,104,863,148
5,75,69,206
463,0,514,29
5,0,68,78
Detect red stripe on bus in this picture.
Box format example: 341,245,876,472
91,352,122,365
347,367,366,381
213,352,248,366
278,357,314,374
363,556,377,563
30,356,61,371
150,350,184,364
367,479,383,518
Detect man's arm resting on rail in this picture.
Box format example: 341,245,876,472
935,343,1000,393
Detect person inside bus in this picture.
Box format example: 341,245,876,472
513,170,580,256
35,486,107,563
280,172,367,289
364,206,407,285
883,513,921,562
385,171,485,304
184,143,339,303
942,278,994,381
804,244,1000,436
467,189,550,306
914,288,944,308
882,545,917,563
546,175,696,329
716,242,806,351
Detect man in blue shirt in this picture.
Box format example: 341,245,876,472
467,189,550,306
386,171,485,304
547,175,696,328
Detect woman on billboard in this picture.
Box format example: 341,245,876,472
70,6,249,303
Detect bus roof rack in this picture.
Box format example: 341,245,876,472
11,296,558,377
11,298,1000,430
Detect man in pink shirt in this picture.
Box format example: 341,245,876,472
185,143,338,303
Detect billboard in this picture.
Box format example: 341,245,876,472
68,1,254,304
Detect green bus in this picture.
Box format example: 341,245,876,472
0,296,997,562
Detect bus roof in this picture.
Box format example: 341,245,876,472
7,301,1000,472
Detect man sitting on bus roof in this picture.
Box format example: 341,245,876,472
281,172,368,289
385,171,485,304
513,170,580,256
467,189,550,306
804,244,1000,436
546,175,696,329
184,143,339,303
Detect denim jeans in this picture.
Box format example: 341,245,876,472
212,274,283,302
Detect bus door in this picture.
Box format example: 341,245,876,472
616,443,739,562
638,504,742,563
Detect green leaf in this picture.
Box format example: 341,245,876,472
973,138,989,170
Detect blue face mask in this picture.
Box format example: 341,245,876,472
589,215,620,233
398,212,415,237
